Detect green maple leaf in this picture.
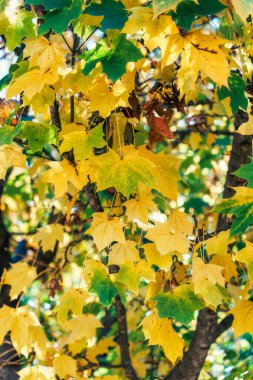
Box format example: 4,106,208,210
84,0,128,30
153,284,205,325
173,0,227,30
38,0,82,34
89,269,118,307
81,34,143,82
18,122,58,153
0,10,35,51
0,123,23,146
234,160,253,188
218,73,248,114
27,0,72,10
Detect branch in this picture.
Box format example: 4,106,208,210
164,110,252,380
115,295,139,380
70,32,78,123
49,98,61,130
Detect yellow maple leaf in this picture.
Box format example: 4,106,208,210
122,7,174,51
146,210,193,255
64,314,102,344
32,223,64,252
0,306,42,356
229,300,253,338
7,69,58,101
235,241,253,282
87,74,125,118
192,256,226,308
161,28,230,94
210,254,238,283
0,144,26,179
140,311,184,364
192,256,225,287
152,152,181,201
95,146,157,198
123,184,158,224
24,35,67,75
205,230,234,256
85,337,117,363
54,288,90,327
236,114,253,135
28,326,48,360
3,262,37,300
53,354,77,379
193,279,226,309
108,240,140,265
17,366,55,380
42,159,81,198
143,243,173,271
85,212,126,251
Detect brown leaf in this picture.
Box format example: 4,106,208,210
147,113,175,145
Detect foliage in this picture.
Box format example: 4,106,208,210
0,0,252,379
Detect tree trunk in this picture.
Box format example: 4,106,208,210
165,113,252,380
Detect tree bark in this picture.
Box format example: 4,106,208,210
165,114,252,380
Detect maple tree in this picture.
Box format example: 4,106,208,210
0,0,253,379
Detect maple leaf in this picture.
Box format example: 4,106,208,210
54,288,90,327
89,268,118,306
85,337,117,363
147,114,175,146
214,187,253,235
234,159,253,188
192,255,227,308
86,74,122,118
236,115,253,135
7,69,58,101
152,0,183,16
81,34,143,82
0,144,26,179
84,0,128,30
42,159,81,198
205,230,234,256
152,152,181,201
95,147,157,198
3,262,37,300
17,366,55,380
32,223,64,252
64,314,102,344
0,306,42,356
123,184,158,224
116,261,155,294
140,311,185,365
210,255,238,283
0,9,35,51
229,300,253,338
122,7,174,50
142,243,173,271
146,210,193,255
154,284,205,325
85,212,126,251
108,240,140,265
235,241,253,282
24,35,67,75
59,124,106,160
161,28,230,94
53,354,77,379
